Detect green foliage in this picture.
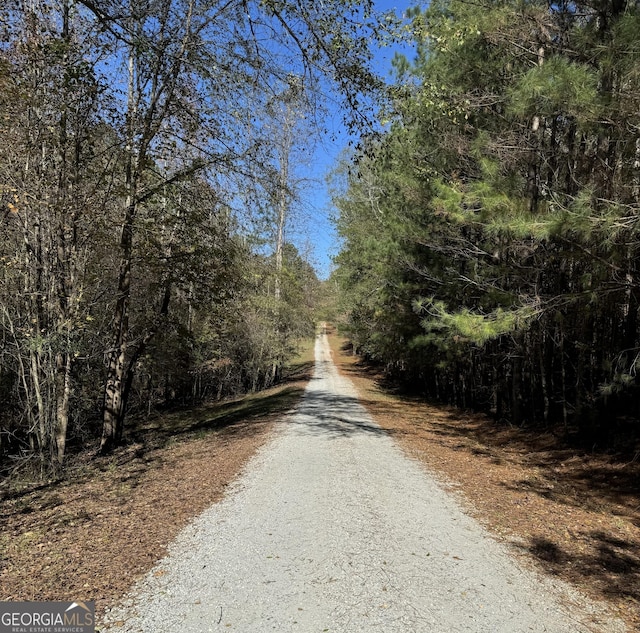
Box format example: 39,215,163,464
508,57,598,121
414,299,537,347
334,0,640,440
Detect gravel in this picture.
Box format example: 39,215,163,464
101,333,627,633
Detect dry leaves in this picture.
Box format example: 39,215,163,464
329,332,640,631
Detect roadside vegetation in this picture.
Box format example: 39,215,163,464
0,0,381,477
4,0,640,625
0,341,315,617
333,0,640,453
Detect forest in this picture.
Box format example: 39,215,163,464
4,0,640,483
334,0,640,451
0,0,379,477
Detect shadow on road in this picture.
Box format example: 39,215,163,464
289,389,387,438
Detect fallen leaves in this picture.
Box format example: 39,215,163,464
329,332,640,631
0,410,278,616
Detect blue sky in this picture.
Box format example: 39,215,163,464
290,1,418,280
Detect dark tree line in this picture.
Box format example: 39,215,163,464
334,0,640,449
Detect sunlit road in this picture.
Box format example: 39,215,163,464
102,331,625,633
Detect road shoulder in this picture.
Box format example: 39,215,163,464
328,330,640,631
0,352,314,618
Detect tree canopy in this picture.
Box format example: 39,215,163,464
334,0,640,448
0,0,381,474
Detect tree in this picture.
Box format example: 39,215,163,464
0,0,109,470
86,0,381,452
334,0,640,446
0,0,384,472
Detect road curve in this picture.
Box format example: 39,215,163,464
101,332,625,633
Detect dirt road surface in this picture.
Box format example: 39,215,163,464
101,332,625,633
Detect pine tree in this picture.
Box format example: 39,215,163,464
335,0,640,444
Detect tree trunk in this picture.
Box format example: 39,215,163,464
527,45,545,213
54,349,71,465
100,199,134,453
101,33,137,453
52,0,74,466
511,353,523,426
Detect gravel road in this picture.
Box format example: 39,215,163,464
101,332,626,633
